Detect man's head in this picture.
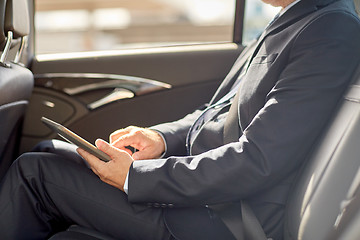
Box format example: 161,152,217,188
262,0,298,8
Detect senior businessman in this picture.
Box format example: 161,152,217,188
1,0,360,239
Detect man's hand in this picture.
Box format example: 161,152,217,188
109,126,165,160
77,139,133,191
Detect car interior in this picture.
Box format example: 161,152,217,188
0,0,359,239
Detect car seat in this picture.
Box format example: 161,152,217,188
283,1,360,239
0,0,34,180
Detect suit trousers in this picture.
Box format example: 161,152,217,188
0,140,237,240
0,152,171,240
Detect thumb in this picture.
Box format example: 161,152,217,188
95,139,125,159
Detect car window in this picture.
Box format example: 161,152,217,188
34,0,279,54
243,0,280,44
35,0,236,54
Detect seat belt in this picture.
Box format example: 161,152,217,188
220,44,268,240
241,201,268,240
210,200,268,240
220,82,269,240
209,203,245,240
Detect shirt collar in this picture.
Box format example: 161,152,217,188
279,0,302,16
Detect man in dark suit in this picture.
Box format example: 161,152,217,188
1,0,360,239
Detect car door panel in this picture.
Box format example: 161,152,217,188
21,43,243,152
31,44,241,87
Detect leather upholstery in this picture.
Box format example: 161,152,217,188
0,63,33,105
49,226,119,240
0,0,33,179
0,0,6,48
4,0,30,38
0,63,33,179
284,66,360,239
0,0,31,50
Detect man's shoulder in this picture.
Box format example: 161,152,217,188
296,0,360,40
316,0,359,18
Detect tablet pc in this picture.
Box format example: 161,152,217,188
41,117,111,162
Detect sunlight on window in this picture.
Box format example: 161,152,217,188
35,0,236,54
243,0,281,44
93,9,131,29
153,0,234,25
36,10,90,31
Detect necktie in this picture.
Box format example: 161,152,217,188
186,61,249,154
185,12,281,153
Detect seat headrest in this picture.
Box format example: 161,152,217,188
4,0,30,39
0,0,29,48
0,0,6,48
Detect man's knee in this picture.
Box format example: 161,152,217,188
12,152,62,178
32,140,84,165
0,153,54,188
32,139,64,153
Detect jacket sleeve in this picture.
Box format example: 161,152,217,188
128,12,360,207
150,109,203,157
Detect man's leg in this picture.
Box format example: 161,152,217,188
0,152,171,240
32,139,87,166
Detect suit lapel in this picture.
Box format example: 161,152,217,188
223,0,338,144
210,39,258,104
247,0,320,67
266,0,319,34
212,0,324,105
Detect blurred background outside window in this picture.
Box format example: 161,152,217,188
35,0,279,54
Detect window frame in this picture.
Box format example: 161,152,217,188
233,0,245,44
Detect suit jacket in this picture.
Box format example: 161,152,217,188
128,0,360,239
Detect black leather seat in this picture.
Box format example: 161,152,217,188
0,0,33,180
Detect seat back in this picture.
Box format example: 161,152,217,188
324,4,360,239
283,64,360,239
283,1,360,239
0,0,33,180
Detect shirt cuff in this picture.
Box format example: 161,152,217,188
151,129,167,158
124,130,167,195
123,171,129,194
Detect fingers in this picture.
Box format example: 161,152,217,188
109,126,136,144
77,140,134,192
109,129,124,144
111,132,148,156
108,126,166,160
96,139,128,159
77,148,119,188
132,149,152,160
111,134,137,150
109,127,144,154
